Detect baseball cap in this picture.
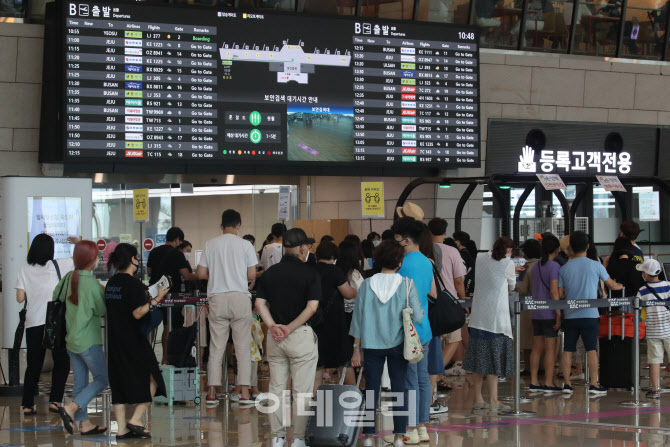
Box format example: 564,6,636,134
636,259,663,276
282,228,315,248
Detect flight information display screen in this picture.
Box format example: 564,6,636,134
62,1,480,169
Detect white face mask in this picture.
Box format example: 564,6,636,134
373,240,381,247
184,252,192,261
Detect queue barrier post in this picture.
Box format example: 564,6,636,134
501,298,536,417
619,296,654,408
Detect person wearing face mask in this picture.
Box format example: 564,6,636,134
197,209,259,407
464,237,517,415
105,243,168,440
255,228,321,447
55,240,109,436
367,232,381,247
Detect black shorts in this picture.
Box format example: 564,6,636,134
532,319,558,338
563,318,599,352
162,306,185,330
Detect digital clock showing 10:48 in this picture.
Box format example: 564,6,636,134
459,32,476,40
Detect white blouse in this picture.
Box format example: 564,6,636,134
468,252,516,339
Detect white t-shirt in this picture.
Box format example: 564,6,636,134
199,233,258,296
15,258,75,328
260,242,283,272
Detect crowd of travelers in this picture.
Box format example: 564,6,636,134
14,204,670,446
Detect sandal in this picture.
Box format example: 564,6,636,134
126,423,151,439
49,403,60,414
57,406,75,435
437,378,452,392
22,407,37,416
82,425,108,436
116,431,143,441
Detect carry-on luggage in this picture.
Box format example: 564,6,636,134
305,366,364,447
598,295,634,390
167,305,199,367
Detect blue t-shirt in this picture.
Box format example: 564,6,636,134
397,251,433,344
559,257,609,319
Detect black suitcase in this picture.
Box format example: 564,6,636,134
598,307,634,389
167,323,198,367
305,367,364,447
598,336,633,389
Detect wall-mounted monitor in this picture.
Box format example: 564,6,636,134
42,0,481,176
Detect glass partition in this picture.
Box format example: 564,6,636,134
520,0,573,52
417,0,471,23
360,0,416,19
571,0,622,56
621,0,668,59
91,183,298,281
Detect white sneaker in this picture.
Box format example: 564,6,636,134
570,373,585,381
230,394,255,406
418,426,430,442
404,429,420,445
363,438,374,447
291,439,306,447
445,364,465,376
272,437,286,447
384,434,408,444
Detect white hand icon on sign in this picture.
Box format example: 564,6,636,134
518,145,537,173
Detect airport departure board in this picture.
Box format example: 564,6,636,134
61,1,480,170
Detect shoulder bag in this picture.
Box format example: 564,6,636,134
428,264,466,337
402,278,424,363
42,266,70,351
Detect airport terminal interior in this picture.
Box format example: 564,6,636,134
1,0,670,446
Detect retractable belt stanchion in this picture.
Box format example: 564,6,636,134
501,298,536,417
620,296,654,408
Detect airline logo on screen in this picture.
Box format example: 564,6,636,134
125,150,143,158
517,146,632,174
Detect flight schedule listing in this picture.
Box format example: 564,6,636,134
61,1,480,168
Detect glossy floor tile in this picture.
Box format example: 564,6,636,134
2,374,670,446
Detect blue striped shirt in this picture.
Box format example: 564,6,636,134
637,281,670,339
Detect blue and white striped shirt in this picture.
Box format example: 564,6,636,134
638,281,670,339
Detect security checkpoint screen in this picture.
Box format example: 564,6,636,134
62,1,480,168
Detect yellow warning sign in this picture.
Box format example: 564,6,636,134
361,182,385,218
133,188,149,222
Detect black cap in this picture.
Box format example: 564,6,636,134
283,228,316,248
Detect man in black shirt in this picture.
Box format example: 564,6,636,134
147,227,198,363
147,227,185,285
255,228,320,447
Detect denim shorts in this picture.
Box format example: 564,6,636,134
563,318,599,352
427,336,444,375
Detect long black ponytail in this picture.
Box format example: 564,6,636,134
540,234,561,266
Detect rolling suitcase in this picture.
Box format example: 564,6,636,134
305,366,364,447
598,292,634,389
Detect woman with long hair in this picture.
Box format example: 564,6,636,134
464,236,517,415
56,241,109,435
338,239,365,384
343,234,366,271
528,234,562,392
313,241,357,388
15,234,74,415
105,243,168,440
